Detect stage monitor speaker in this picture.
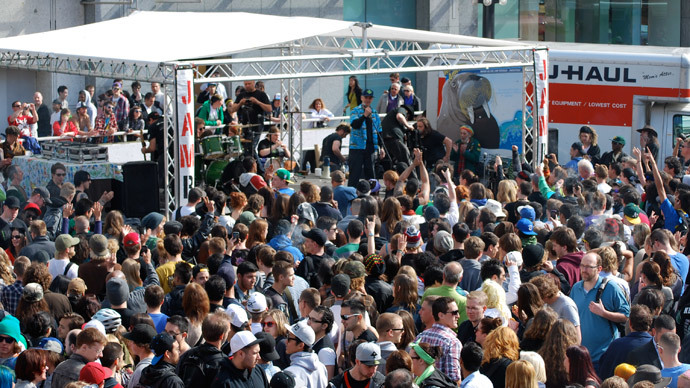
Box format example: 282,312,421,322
122,161,159,218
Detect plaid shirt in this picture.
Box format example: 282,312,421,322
416,323,463,381
112,96,129,125
94,112,118,143
1,280,22,315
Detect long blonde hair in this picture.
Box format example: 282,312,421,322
496,180,517,204
506,359,538,388
121,259,142,291
481,279,511,324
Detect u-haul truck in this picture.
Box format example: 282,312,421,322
544,42,690,162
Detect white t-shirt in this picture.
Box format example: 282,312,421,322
48,258,79,280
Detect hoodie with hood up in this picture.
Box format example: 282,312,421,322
139,361,184,388
284,351,328,388
82,89,97,128
268,234,304,263
557,251,585,287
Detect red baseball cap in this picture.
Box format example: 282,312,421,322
79,362,112,384
123,232,141,248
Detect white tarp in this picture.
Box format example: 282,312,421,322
0,11,526,66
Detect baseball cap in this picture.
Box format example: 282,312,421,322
611,136,626,145
123,324,157,345
76,101,88,110
3,197,19,209
270,371,296,388
276,168,293,183
273,93,282,101
302,228,327,247
123,232,141,248
37,337,64,354
571,142,584,155
481,199,505,218
23,283,43,303
624,203,642,225
284,319,315,347
79,362,111,384
150,333,176,365
31,187,52,205
296,203,317,223
23,202,42,216
55,234,80,252
89,234,109,257
230,331,262,356
82,319,106,336
356,180,371,195
356,342,382,366
517,205,536,221
331,274,351,298
362,89,374,97
226,303,249,328
255,332,280,362
369,179,381,194
516,218,537,236
247,293,268,314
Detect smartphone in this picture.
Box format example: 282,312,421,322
141,246,149,254
232,232,240,240
550,210,558,219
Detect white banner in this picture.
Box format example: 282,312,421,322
176,69,195,202
534,49,549,164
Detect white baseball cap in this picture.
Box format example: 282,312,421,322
247,293,268,314
226,303,249,328
82,319,106,336
230,331,261,356
284,319,315,347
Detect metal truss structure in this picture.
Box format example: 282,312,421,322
0,30,540,216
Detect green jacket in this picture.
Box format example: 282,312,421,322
450,137,481,176
196,100,224,126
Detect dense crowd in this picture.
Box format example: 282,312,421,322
1,74,689,388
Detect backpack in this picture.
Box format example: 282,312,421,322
49,262,74,294
595,277,627,336
177,346,224,388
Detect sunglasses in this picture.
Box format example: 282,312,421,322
341,313,361,320
0,336,14,344
11,235,21,240
56,173,66,177
262,321,276,328
286,336,300,343
308,316,324,324
446,310,460,316
390,328,405,332
12,105,19,108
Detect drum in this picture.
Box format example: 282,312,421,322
223,136,243,159
194,154,204,183
200,135,224,159
205,160,229,186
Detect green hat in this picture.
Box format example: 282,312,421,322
237,211,256,226
0,313,28,349
276,168,294,183
611,136,626,146
624,203,641,224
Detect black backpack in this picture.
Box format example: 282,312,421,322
49,262,74,294
177,346,225,388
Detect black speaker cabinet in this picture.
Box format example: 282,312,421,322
122,161,160,218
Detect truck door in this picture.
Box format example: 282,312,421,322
663,105,690,160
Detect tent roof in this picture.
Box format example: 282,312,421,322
0,11,527,66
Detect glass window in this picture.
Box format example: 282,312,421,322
673,114,690,141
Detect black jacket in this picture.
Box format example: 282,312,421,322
479,357,512,388
162,285,185,317
626,339,662,369
418,369,457,388
329,370,385,388
177,343,226,388
210,357,270,388
139,361,185,388
181,212,215,265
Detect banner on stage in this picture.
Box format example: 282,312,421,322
176,69,195,200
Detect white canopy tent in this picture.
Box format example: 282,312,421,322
0,11,544,215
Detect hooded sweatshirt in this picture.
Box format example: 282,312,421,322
82,89,97,128
139,361,184,388
268,234,305,263
557,251,585,287
284,351,329,388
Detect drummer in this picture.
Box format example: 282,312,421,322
258,126,290,160
194,117,205,154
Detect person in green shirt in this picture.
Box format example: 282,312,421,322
334,219,363,259
421,261,468,327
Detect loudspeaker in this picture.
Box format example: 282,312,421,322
122,161,160,218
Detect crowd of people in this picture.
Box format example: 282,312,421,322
1,74,690,388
